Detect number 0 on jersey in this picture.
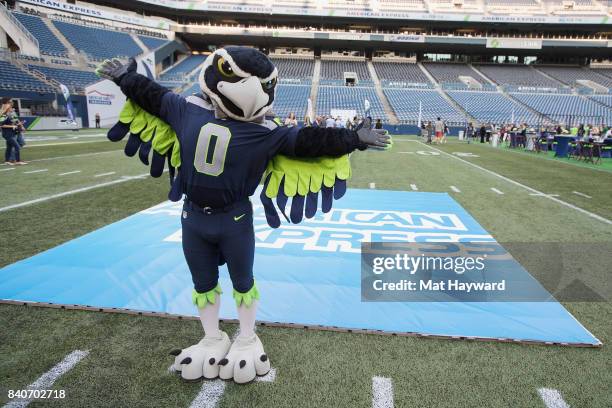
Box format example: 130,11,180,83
194,123,232,176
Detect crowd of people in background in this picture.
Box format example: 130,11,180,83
464,121,612,145
1,97,28,166
420,117,449,144
284,112,377,130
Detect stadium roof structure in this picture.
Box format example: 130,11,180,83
89,0,612,26
73,0,611,57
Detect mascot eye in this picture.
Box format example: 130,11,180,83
217,58,236,78
262,78,276,90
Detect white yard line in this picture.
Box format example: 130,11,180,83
0,174,149,213
369,182,376,189
0,167,15,172
23,169,48,174
28,150,119,163
58,170,82,176
490,187,504,195
2,350,89,408
94,171,116,178
410,184,418,191
572,191,592,199
255,367,277,383
372,376,394,408
24,140,107,148
188,380,226,408
529,193,559,197
538,388,570,408
419,141,612,225
450,185,461,193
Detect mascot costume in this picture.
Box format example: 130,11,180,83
96,47,390,384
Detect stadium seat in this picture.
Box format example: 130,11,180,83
384,89,466,124
270,57,314,84
320,60,372,86
160,55,207,81
13,12,68,57
373,61,432,88
53,20,143,60
0,60,55,93
138,35,169,50
535,66,612,90
27,65,98,90
446,91,539,124
476,65,560,89
423,63,486,87
317,86,386,120
273,85,311,119
509,93,612,125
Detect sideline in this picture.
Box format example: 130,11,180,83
419,141,612,225
0,174,149,213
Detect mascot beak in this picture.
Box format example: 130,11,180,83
217,76,269,119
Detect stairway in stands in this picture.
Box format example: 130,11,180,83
418,62,475,123
367,60,399,124
131,34,148,53
310,58,321,115
42,18,78,58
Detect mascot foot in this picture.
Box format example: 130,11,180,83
170,331,231,381
218,334,270,384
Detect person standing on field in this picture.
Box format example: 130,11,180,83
434,117,444,144
2,104,27,165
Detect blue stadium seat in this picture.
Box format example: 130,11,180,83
53,20,143,60
374,61,431,88
447,91,538,124
423,63,486,86
27,65,98,89
273,85,311,119
138,36,169,50
13,12,68,57
384,89,466,124
509,93,612,125
270,57,314,84
320,60,372,86
536,66,612,90
161,55,207,81
317,86,386,120
476,65,559,89
0,60,55,93
589,95,612,109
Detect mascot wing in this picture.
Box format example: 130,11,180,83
260,154,351,228
107,99,181,179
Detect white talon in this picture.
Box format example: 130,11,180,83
219,334,270,384
173,331,231,381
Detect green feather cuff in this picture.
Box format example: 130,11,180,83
233,283,260,308
263,154,351,199
192,284,222,308
118,99,182,169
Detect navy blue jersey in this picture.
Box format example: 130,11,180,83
1,116,16,139
160,93,299,207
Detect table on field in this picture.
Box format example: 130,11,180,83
554,135,575,158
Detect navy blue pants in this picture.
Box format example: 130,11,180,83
3,135,20,162
181,200,255,294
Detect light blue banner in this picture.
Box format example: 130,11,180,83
0,189,600,346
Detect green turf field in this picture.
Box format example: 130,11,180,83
1,132,611,407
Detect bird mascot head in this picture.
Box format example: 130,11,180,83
199,46,278,122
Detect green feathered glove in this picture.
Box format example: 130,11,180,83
107,99,181,177
260,154,351,228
